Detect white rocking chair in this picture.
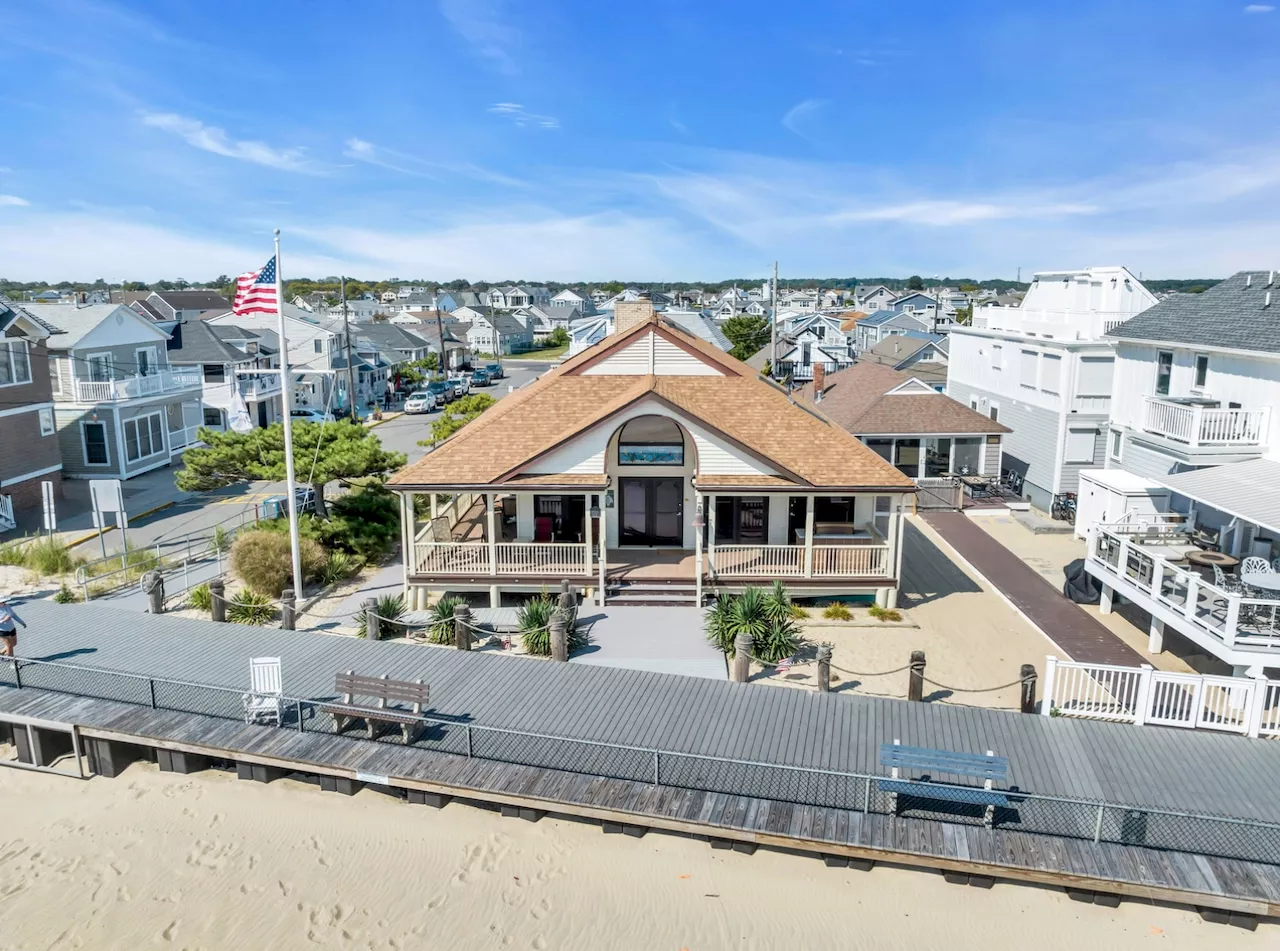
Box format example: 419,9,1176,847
242,656,283,726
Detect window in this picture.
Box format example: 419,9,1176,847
923,438,952,478
86,352,112,382
801,342,812,366
82,421,109,466
989,403,1000,423
1110,430,1123,461
969,398,979,411
49,358,61,394
991,344,1002,370
1193,354,1209,390
618,415,684,466
1077,356,1114,396
1040,354,1061,395
1065,427,1096,464
203,364,226,383
1155,351,1173,396
1019,349,1038,389
953,438,982,475
314,339,323,353
874,496,892,538
135,346,157,377
0,339,32,386
38,407,54,436
123,412,166,463
204,408,223,427
865,438,893,462
894,438,921,476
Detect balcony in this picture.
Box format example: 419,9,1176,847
201,374,282,410
1141,398,1270,451
74,368,203,403
972,309,1134,340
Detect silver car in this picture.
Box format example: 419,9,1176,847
403,390,437,414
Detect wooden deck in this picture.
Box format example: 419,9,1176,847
3,685,1277,921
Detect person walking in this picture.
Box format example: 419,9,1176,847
0,596,25,657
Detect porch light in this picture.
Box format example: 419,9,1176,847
693,512,705,529
604,489,615,509
589,505,601,519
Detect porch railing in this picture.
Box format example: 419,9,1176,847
74,368,204,403
1142,398,1270,448
711,543,892,579
414,541,590,576
167,426,202,453
1086,526,1280,653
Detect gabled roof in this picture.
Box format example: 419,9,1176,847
390,313,914,491
0,298,62,337
21,303,166,349
1106,271,1278,354
167,318,256,364
798,363,1009,436
151,290,232,311
130,299,168,322
862,334,938,364
658,310,732,351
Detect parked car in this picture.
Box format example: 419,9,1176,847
290,408,335,423
484,362,504,380
403,390,437,414
425,380,454,405
469,368,492,387
449,373,470,398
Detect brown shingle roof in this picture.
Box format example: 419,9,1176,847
798,363,1010,437
390,314,914,491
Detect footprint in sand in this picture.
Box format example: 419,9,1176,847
531,936,548,950
529,898,552,921
161,921,178,942
426,894,447,911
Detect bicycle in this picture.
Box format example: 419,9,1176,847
1051,492,1077,523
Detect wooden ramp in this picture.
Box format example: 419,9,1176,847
2,686,1276,924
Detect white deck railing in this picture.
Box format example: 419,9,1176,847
413,541,589,576
74,368,203,403
0,493,13,529
1042,656,1280,738
167,426,202,453
1142,398,1270,448
710,543,892,578
1086,527,1280,653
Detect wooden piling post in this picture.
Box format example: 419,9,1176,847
281,588,296,630
1020,663,1038,714
558,580,575,617
142,571,165,615
731,632,753,683
817,644,833,693
209,578,226,623
453,604,472,651
908,650,926,701
363,598,380,641
550,611,568,662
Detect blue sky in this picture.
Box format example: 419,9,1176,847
1,0,1279,282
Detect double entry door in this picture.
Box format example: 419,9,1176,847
619,477,683,546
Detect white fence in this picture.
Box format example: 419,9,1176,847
1142,398,1270,448
414,541,590,576
74,368,203,403
0,493,13,529
1042,656,1280,739
710,543,891,578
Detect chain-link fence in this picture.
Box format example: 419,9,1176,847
4,655,1279,865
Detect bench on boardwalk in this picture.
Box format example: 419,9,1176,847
878,740,1010,828
318,671,430,744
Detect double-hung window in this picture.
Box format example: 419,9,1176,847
123,412,166,463
0,339,32,386
1193,354,1209,390
1155,351,1173,396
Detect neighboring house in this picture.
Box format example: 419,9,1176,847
167,319,283,432
854,310,929,352
946,265,1157,511
745,299,770,317
341,298,385,323
855,285,895,312
551,288,591,311
859,333,950,390
511,304,578,340
799,363,1008,480
488,285,552,310
144,290,232,323
388,300,917,611
0,299,65,528
772,313,854,381
781,290,819,312
657,310,732,352
435,290,483,312
463,310,535,355
567,314,612,356
820,290,845,310
24,303,205,480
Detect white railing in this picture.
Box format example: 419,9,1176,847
1142,398,1270,448
1042,656,1280,738
167,426,202,453
74,368,204,403
971,308,1137,340
1086,527,1280,653
0,493,13,528
413,541,589,576
710,543,892,578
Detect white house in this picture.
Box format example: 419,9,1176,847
946,266,1157,511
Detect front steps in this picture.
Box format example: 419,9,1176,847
605,580,700,607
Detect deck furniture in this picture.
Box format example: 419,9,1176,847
242,657,283,726
878,741,1010,828
795,526,874,544
1190,525,1221,551
319,671,430,743
1186,550,1239,570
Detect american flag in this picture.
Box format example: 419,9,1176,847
232,255,279,316
776,656,794,672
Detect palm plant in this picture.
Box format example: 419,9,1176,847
227,589,276,625
517,595,556,655
357,594,406,638
702,584,798,664
426,594,466,645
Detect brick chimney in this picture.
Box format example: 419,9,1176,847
812,363,826,400
613,296,655,335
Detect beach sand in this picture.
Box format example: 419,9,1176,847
0,763,1269,949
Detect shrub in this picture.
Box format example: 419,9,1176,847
1,536,83,575
227,589,276,625
319,551,361,587
867,605,903,623
188,583,212,612
702,585,797,664
426,594,466,645
518,596,586,656
822,602,853,621
230,529,324,597
53,584,78,604
0,539,26,567
210,524,233,554
82,547,160,586
357,593,406,639
324,485,401,560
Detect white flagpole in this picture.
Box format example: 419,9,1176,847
274,229,304,601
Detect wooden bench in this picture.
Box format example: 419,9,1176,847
878,741,1010,828
318,671,430,744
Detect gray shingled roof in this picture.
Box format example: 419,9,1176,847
167,318,255,364
1154,459,1280,536
1106,272,1273,352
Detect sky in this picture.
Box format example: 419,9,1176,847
1,0,1279,283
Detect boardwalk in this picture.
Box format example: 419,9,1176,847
923,512,1145,666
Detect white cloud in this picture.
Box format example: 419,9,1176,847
0,195,30,207
343,136,526,187
1244,4,1274,13
439,0,519,74
141,112,314,172
828,200,1098,226
488,103,559,129
782,99,825,139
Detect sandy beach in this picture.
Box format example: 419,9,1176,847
0,764,1268,950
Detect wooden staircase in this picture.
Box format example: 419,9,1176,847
605,580,700,607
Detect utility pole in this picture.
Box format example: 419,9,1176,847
340,276,357,422
274,230,304,603
433,293,448,377
769,260,779,378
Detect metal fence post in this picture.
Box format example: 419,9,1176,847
12,659,21,689
296,699,305,732
1093,804,1105,843
466,724,473,758
653,750,660,786
148,678,157,709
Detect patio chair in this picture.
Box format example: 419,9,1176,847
1241,556,1272,577
242,656,283,726
1212,563,1244,596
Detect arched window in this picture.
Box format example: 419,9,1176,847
618,415,684,466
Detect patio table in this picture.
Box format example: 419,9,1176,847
1240,572,1280,628
1185,550,1239,570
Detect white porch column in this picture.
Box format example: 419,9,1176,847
707,494,717,577
1148,617,1165,654
803,494,815,578
486,492,497,576
694,490,704,607
1100,584,1114,615
583,493,593,578
400,492,413,597
598,530,608,607
429,492,439,520
887,494,906,609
